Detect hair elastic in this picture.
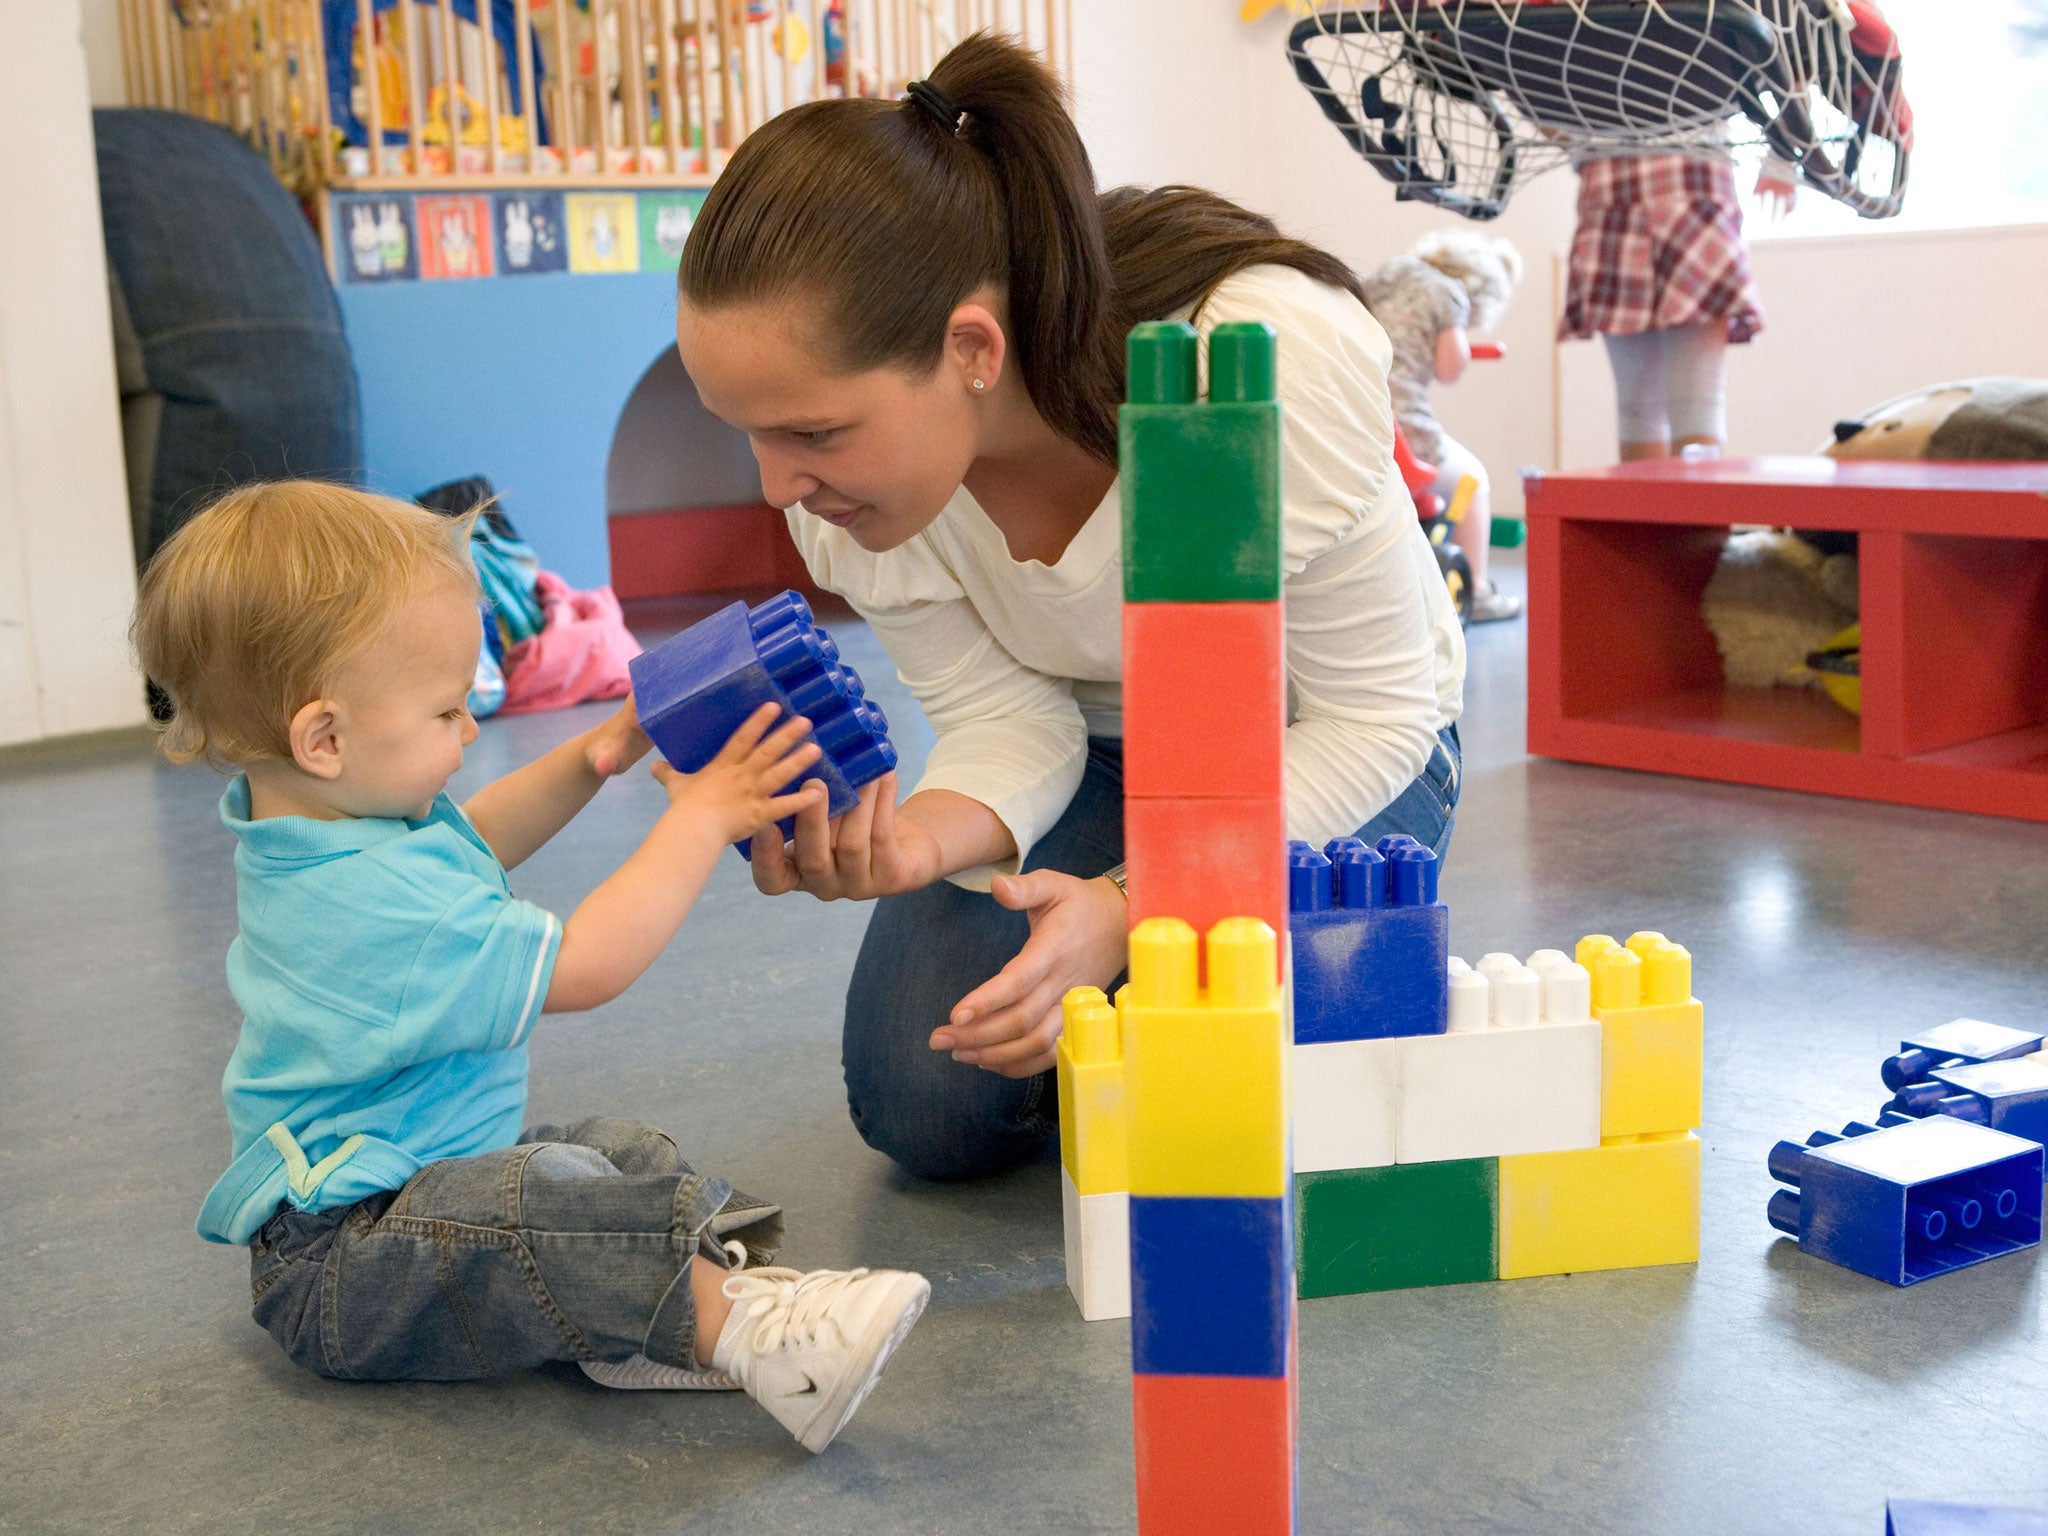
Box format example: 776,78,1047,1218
904,79,963,134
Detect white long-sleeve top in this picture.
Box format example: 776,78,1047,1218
789,263,1467,889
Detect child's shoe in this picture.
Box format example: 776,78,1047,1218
1470,579,1523,623
712,1265,930,1452
580,1354,737,1390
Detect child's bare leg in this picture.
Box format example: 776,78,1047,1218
1448,477,1493,586
1604,330,1672,461
1665,322,1728,458
690,1253,737,1366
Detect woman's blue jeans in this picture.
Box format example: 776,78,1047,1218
841,727,1462,1181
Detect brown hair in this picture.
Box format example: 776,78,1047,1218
131,482,478,767
680,32,1368,465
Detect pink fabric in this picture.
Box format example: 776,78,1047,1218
496,571,642,715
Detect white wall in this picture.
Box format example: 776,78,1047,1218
0,0,146,746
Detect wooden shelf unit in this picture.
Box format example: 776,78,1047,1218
1525,456,2048,823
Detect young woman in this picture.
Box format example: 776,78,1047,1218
674,34,1466,1181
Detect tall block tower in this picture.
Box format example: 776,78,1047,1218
1116,319,1295,1535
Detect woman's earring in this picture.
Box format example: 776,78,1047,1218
971,378,986,391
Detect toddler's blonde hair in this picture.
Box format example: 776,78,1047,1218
1413,229,1524,334
131,481,479,767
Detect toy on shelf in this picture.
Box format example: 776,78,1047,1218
122,0,1070,196
1767,1114,2043,1286
627,589,895,846
1109,318,1295,1535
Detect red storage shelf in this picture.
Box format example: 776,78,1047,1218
1525,457,2048,822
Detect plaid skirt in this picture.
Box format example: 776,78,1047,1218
1559,154,1764,343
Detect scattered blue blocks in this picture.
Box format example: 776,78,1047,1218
1288,835,1448,1044
1881,1018,2044,1092
1887,1055,2048,1147
1888,1501,2048,1536
628,591,896,842
1129,1195,1292,1379
1766,1114,2044,1286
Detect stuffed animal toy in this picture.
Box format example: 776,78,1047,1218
1702,378,2048,703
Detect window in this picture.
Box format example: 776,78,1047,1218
1748,0,2048,236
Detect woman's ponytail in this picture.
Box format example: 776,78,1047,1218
681,32,1122,463
924,36,1120,462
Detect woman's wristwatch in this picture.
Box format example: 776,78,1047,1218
1101,863,1128,901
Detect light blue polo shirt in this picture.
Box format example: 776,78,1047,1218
197,779,562,1246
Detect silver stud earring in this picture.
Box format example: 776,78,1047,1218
971,378,986,391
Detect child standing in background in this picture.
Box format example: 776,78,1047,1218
1363,230,1525,623
131,482,929,1453
1561,148,1771,461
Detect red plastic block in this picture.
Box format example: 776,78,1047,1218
1125,796,1288,947
1123,602,1284,799
1133,1372,1296,1536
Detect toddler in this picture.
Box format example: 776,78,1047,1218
132,482,928,1452
1363,229,1524,622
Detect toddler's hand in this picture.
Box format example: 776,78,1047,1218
649,702,823,846
1754,155,1798,221
589,696,653,779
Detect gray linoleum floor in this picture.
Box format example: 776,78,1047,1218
6,552,2048,1535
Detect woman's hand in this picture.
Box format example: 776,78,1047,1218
748,770,945,901
932,870,1128,1079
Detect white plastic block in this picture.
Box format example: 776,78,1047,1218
1293,1035,1406,1173
1447,968,1491,1033
1448,954,1472,977
1529,951,1592,1025
1476,952,1523,980
1490,964,1542,1029
1061,1168,1130,1322
1395,1016,1602,1164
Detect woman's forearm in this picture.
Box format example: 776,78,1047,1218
897,788,1019,881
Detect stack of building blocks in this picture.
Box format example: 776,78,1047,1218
1109,318,1295,1535
1294,924,1701,1295
626,589,896,846
1061,872,1704,1304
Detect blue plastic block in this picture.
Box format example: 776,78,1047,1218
627,591,896,843
1881,1018,2044,1092
1130,1195,1292,1379
1888,1501,2048,1536
1766,1115,2044,1286
1288,835,1448,1045
1888,1055,2048,1147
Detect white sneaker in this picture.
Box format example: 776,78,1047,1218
712,1266,931,1452
1470,579,1524,623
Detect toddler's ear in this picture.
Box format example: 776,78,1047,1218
289,699,344,780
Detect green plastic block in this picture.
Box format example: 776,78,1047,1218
1295,1160,1499,1298
1121,321,1282,603
1490,514,1527,549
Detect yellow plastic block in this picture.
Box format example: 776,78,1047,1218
1124,916,1290,1199
1497,1131,1701,1279
1056,986,1129,1196
1579,932,1703,1138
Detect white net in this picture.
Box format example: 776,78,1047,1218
1287,1,1912,220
